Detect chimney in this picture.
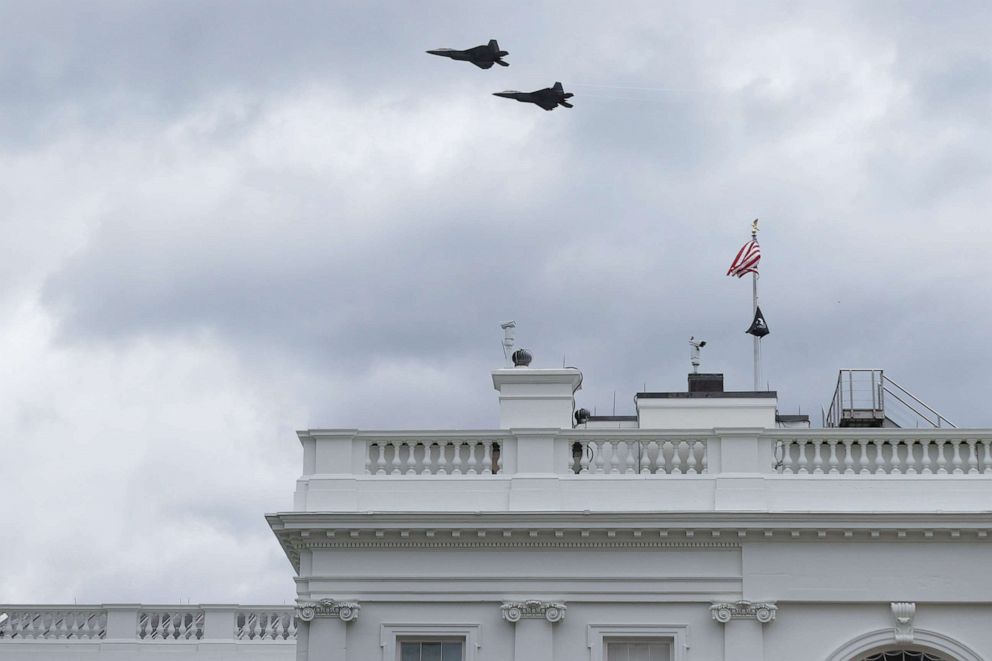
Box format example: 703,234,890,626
492,364,582,429
688,373,724,393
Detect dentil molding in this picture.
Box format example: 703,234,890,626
500,600,567,623
710,600,777,624
295,599,361,622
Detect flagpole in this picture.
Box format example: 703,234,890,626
751,220,760,391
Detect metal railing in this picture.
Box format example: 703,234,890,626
825,369,955,429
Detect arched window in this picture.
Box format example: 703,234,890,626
862,653,943,661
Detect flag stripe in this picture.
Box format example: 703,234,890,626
727,239,761,277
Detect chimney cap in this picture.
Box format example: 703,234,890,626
511,348,533,367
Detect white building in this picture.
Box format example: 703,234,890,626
2,354,990,661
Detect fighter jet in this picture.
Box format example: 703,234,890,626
426,39,509,69
493,82,574,111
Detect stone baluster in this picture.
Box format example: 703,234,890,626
697,441,708,474
951,439,964,474
495,442,503,474
623,442,636,474
639,442,651,475
671,441,683,475
890,441,903,475
466,442,479,475
966,439,979,474
687,441,698,474
579,442,591,474
451,441,463,475
873,440,886,474
373,444,386,475
387,443,400,475
936,440,948,474
608,442,621,474
436,441,449,475
920,440,933,474
842,439,855,474
811,441,824,474
797,440,809,474
904,440,918,474
982,440,992,474
827,440,839,474
425,442,437,474
779,441,794,474
660,441,673,474
481,441,493,475
857,439,870,474
405,443,418,475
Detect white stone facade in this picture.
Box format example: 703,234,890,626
4,365,992,660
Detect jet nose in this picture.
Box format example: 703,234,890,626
493,92,515,98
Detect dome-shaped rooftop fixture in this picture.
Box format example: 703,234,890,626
511,348,532,367
574,408,591,424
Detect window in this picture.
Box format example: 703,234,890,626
381,624,480,661
587,625,687,661
607,639,671,661
400,640,464,661
862,653,942,661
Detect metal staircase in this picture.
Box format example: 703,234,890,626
824,369,955,429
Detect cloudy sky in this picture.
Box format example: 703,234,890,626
2,1,991,604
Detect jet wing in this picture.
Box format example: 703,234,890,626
533,95,559,110
472,60,495,69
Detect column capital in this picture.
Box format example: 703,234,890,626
500,600,566,623
710,600,777,624
296,599,361,623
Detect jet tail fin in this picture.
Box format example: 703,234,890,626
489,39,500,52
553,82,563,92
560,101,574,108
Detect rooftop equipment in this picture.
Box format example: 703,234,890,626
825,369,955,429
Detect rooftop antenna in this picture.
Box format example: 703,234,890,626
500,321,516,367
689,336,707,374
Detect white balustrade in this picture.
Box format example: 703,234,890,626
0,609,107,639
773,435,992,475
366,439,503,475
236,610,297,641
1,605,298,644
570,437,709,475
138,610,205,640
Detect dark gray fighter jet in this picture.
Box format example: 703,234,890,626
426,39,509,69
493,82,574,111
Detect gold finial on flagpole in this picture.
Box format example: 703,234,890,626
751,218,759,238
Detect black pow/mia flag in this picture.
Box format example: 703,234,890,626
746,306,770,337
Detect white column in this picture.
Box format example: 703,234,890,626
296,599,360,661
501,600,566,661
711,601,776,661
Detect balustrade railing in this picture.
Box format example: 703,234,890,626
304,429,992,479
366,439,503,475
0,609,107,639
569,438,709,475
0,606,297,643
772,434,992,475
236,610,297,640
138,609,205,640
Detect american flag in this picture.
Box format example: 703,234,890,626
726,239,760,278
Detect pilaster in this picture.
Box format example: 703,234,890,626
295,599,361,661
501,600,566,661
711,600,776,661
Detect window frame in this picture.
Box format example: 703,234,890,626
380,623,481,661
587,624,688,661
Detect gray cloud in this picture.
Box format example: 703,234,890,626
2,0,992,603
